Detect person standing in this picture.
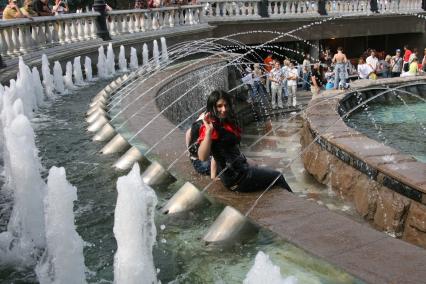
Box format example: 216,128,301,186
263,54,274,95
370,0,379,13
52,0,68,15
421,48,426,72
332,47,348,89
366,49,379,79
391,49,403,77
357,57,374,79
269,61,283,109
402,45,412,72
423,0,426,11
286,62,298,107
318,0,327,15
301,53,311,91
310,63,323,96
3,0,27,19
33,0,52,16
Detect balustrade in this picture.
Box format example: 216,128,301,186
200,0,262,18
0,13,99,58
0,1,424,59
107,5,203,36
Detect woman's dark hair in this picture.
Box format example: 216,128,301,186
206,90,238,125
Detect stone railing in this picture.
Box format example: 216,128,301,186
200,0,262,18
201,0,423,19
0,12,99,57
107,5,203,36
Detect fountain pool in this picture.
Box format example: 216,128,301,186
0,76,363,282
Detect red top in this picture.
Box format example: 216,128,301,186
264,57,273,73
197,121,241,144
403,49,412,63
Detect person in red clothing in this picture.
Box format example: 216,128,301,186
197,90,292,193
403,45,412,72
263,53,274,94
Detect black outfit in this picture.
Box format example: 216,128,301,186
188,120,211,175
33,0,51,16
208,122,292,193
0,55,5,69
318,0,327,15
310,69,323,88
423,0,426,10
370,0,379,12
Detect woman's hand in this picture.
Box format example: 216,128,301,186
203,112,214,133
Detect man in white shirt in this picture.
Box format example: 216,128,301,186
269,61,283,109
286,62,298,107
366,50,379,73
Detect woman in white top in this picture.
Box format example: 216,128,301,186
357,57,374,79
52,0,68,15
286,62,298,107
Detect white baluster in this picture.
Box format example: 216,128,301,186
168,10,175,27
58,22,65,44
64,20,72,43
140,13,146,31
4,28,14,55
134,13,141,31
152,11,159,29
71,20,78,41
25,25,33,50
78,19,84,40
18,26,27,53
91,17,97,39
158,11,164,28
122,14,129,33
215,2,220,17
83,18,90,40
11,27,20,54
129,14,136,33
268,1,272,15
0,29,8,56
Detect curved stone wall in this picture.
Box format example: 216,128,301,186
301,76,426,248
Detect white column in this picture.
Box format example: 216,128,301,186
64,20,72,43
78,19,84,41
83,18,91,40
91,17,97,39
71,19,79,42
0,29,8,56
11,27,20,54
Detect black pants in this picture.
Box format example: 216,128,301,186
391,72,401,78
370,0,378,12
423,0,426,10
0,55,5,68
234,166,292,193
318,0,327,15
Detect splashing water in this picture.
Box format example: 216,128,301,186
153,40,160,69
73,56,85,86
0,114,46,267
161,37,169,63
243,251,298,284
118,45,128,73
106,43,116,76
16,57,37,117
35,166,86,284
32,67,45,106
97,46,108,80
84,56,93,82
129,47,138,70
53,61,65,94
142,43,149,67
64,61,75,90
41,54,55,98
113,163,158,284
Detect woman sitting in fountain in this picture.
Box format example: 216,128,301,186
197,90,292,193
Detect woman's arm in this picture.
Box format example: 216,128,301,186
185,128,191,148
210,158,217,179
198,115,213,161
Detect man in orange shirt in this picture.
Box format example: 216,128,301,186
403,45,412,72
263,54,274,95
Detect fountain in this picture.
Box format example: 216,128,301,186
97,45,108,80
64,61,75,90
73,56,85,86
113,163,157,284
106,43,116,76
41,54,55,98
53,61,65,94
35,167,86,284
129,47,138,70
153,40,160,69
0,113,46,266
161,37,169,63
32,67,45,106
118,45,128,73
84,56,93,82
142,43,149,67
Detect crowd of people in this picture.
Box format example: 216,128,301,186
238,44,426,106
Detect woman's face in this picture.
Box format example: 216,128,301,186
215,98,228,119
